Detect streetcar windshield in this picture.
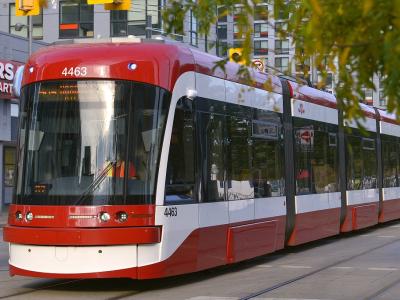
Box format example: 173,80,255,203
15,80,170,205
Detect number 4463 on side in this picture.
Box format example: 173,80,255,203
164,207,177,217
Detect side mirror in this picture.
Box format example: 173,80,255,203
13,65,25,98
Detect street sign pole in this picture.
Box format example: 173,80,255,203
28,15,32,56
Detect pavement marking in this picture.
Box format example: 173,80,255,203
390,225,400,228
330,266,354,270
280,265,312,269
257,265,273,268
367,267,398,271
360,234,372,237
377,235,396,238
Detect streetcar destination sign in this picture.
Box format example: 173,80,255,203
0,60,23,99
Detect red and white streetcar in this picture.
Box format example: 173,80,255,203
4,39,400,279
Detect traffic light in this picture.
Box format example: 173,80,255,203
105,0,130,11
15,0,40,16
87,0,130,10
229,48,246,65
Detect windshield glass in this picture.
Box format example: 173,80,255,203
15,80,170,205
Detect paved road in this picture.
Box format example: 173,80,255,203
2,222,400,299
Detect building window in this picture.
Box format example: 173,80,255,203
275,21,287,33
254,40,268,55
9,4,43,40
4,147,16,187
190,10,198,46
254,23,268,38
276,8,289,20
217,24,227,39
362,88,373,105
233,40,243,48
254,4,268,21
11,103,19,142
233,5,244,21
217,40,227,57
233,24,247,40
59,0,94,39
275,57,289,72
217,6,227,23
275,39,290,55
295,57,311,73
110,0,161,37
379,89,387,107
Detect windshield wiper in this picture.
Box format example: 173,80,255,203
76,160,116,205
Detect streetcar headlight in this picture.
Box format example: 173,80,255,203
26,212,33,221
99,212,110,222
15,211,23,221
117,211,128,222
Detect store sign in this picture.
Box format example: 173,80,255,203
0,60,23,99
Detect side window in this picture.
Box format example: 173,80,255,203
362,137,377,189
382,137,398,188
198,108,226,202
294,118,339,195
346,131,377,190
165,98,195,203
226,115,253,200
252,110,285,198
346,134,363,190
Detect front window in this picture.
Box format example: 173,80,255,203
16,80,170,205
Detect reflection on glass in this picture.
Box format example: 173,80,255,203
16,80,170,205
294,119,338,195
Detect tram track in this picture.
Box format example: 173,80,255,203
0,279,86,299
238,236,400,300
364,275,400,300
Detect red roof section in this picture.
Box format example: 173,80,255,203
22,42,282,94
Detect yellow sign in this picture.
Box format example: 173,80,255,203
229,48,246,65
15,0,40,16
87,0,114,4
87,0,130,10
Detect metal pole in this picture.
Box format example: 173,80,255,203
28,15,32,56
146,15,152,39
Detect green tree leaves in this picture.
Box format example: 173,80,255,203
163,0,400,120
